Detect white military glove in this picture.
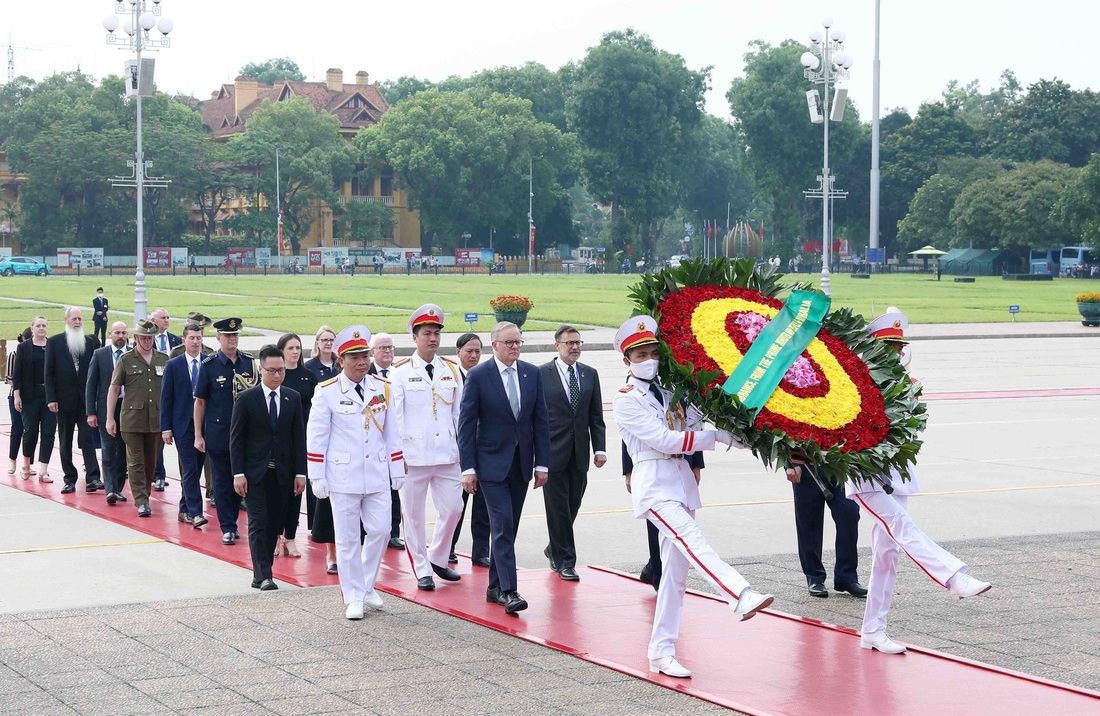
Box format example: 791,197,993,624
391,475,405,491
311,479,329,500
715,430,737,446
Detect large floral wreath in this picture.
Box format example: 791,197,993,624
629,258,926,485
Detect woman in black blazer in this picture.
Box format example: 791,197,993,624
12,316,56,481
5,327,30,475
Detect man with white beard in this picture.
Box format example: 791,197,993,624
44,307,103,494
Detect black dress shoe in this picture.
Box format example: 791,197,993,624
448,552,458,564
178,513,193,524
543,545,560,572
431,563,461,582
559,567,580,582
472,556,491,568
387,537,405,550
808,582,829,598
60,484,76,494
251,579,262,589
105,492,118,505
192,514,208,528
137,504,152,518
485,586,505,605
835,581,868,598
259,579,278,591
503,591,528,614
417,576,436,591
153,479,165,492
231,531,241,541
116,493,127,502
86,481,103,492
222,532,236,545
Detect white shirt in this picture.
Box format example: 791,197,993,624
553,358,606,458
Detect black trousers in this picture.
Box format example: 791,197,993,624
792,470,860,587
209,449,241,533
390,488,402,538
8,395,24,461
643,520,662,586
21,387,56,463
57,407,100,485
93,320,107,345
482,449,528,593
451,486,490,560
247,468,291,583
97,404,127,495
543,462,588,569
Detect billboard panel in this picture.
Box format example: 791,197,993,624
57,248,105,269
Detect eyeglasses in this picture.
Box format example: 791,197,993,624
318,339,334,344
558,340,584,348
262,367,286,375
373,345,394,352
499,340,524,348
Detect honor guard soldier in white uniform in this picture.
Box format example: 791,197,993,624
789,308,992,655
391,304,464,591
613,316,774,679
307,325,405,620
851,309,991,653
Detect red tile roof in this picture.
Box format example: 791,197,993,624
198,76,390,139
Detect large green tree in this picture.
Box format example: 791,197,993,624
1055,152,1100,250
677,115,753,244
568,28,708,260
951,160,1078,249
357,88,578,254
229,97,355,253
727,40,862,252
238,58,306,85
895,157,1009,252
985,79,1100,168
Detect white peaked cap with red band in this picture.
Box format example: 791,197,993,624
614,315,659,354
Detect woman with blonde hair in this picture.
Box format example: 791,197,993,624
12,316,56,481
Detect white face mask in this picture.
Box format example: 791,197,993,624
631,358,659,382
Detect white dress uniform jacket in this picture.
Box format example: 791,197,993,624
307,372,403,492
613,377,721,518
391,355,462,466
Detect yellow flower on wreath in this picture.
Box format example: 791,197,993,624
690,298,862,430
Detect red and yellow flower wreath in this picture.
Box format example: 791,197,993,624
629,259,925,484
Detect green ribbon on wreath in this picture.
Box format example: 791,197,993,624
721,289,831,411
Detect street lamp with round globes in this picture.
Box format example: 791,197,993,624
800,18,852,297
102,1,175,322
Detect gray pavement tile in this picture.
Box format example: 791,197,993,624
152,686,251,711
275,659,368,681
130,673,221,695
51,684,169,715
425,643,514,665
101,657,194,681
204,662,290,688
484,669,582,691
24,668,113,691
0,677,47,696
1,689,70,710
261,646,338,666
358,650,439,672
178,703,276,716
261,693,367,716
549,664,636,684
6,708,81,716
232,678,330,702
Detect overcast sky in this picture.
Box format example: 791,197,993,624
3,1,1096,121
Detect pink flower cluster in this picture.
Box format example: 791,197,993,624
733,313,821,389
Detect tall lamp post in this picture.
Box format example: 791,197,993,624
102,2,174,322
800,18,853,296
527,156,536,274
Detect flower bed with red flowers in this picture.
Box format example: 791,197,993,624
629,258,925,486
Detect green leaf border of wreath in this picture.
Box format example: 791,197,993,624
628,257,927,487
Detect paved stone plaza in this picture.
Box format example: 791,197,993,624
0,330,1097,714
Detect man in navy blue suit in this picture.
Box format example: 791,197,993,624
458,321,550,614
161,322,209,528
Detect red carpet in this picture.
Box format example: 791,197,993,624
3,449,1099,715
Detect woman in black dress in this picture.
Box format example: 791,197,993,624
303,325,338,573
275,332,317,559
12,316,55,482
6,327,30,475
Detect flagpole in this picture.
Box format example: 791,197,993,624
275,148,282,256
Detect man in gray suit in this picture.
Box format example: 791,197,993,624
86,321,129,503
539,325,606,581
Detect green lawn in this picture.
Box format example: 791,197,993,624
0,271,1092,338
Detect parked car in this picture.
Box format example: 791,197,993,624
0,256,51,277
665,254,689,268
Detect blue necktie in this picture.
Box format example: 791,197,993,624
190,358,199,395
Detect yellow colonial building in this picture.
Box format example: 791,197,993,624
197,68,420,250
0,151,25,252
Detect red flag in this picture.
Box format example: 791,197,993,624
758,220,764,240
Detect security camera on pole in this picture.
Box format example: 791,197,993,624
800,18,853,297
102,1,175,322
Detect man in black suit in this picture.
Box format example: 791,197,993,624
45,307,102,493
538,326,606,582
86,321,129,503
230,345,307,591
150,308,182,355
149,307,181,491
458,321,550,614
367,331,404,550
91,287,108,345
